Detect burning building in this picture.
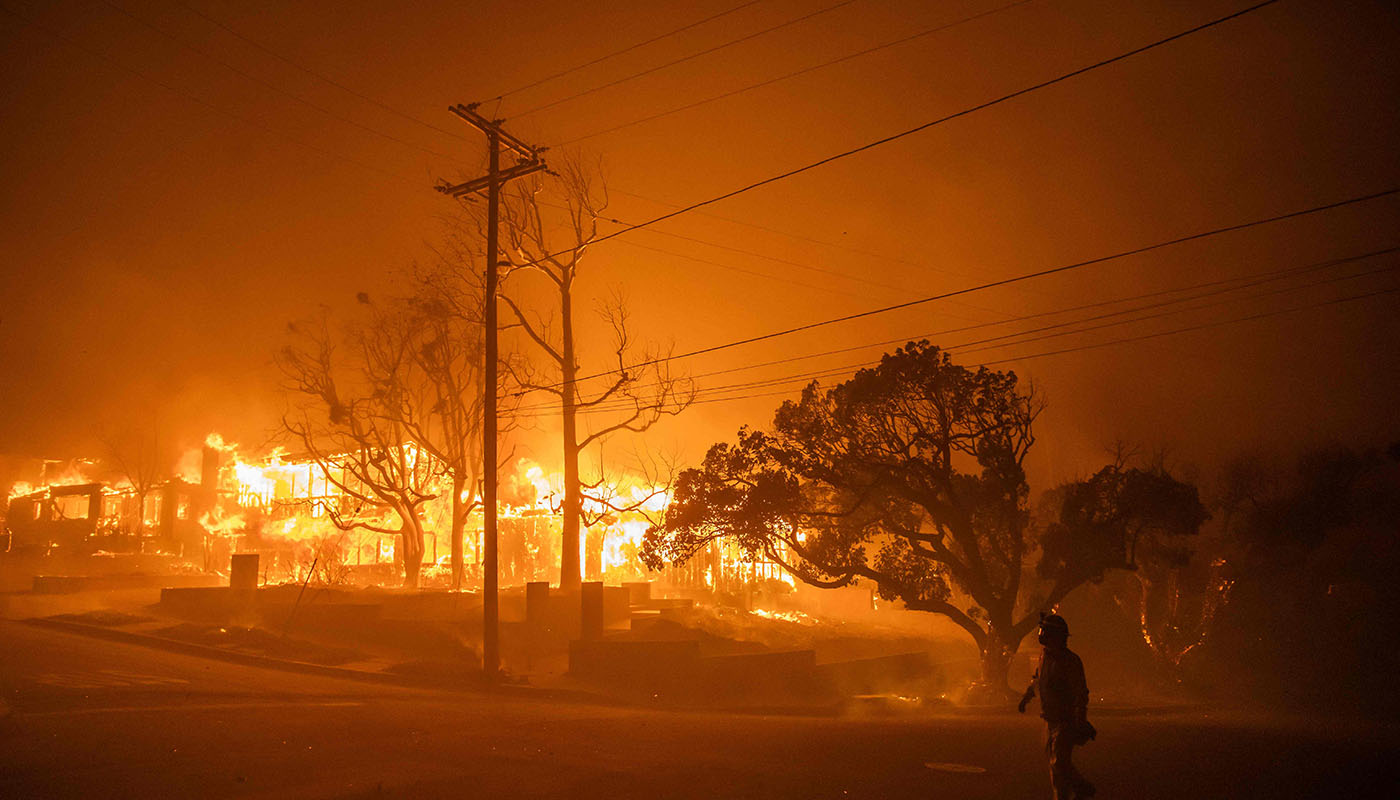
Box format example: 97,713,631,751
4,459,210,560
3,435,793,595
198,435,681,588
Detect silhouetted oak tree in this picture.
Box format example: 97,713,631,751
642,342,1205,691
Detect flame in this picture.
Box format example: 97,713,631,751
199,507,245,538
602,519,649,578
230,447,332,509
9,459,102,499
10,461,97,499
172,433,794,588
205,432,236,452
751,608,813,624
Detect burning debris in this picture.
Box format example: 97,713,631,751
4,433,784,593
5,456,207,561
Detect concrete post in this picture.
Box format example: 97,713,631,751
229,552,259,624
230,553,259,591
581,581,604,641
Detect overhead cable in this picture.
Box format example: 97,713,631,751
529,184,1394,396
488,0,768,102
558,0,1037,144
512,0,862,117
512,247,1398,415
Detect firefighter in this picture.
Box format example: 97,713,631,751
1018,613,1096,799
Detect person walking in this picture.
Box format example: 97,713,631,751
1019,613,1096,799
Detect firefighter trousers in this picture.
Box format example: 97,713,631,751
1046,722,1094,799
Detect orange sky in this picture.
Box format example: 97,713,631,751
1,0,1396,484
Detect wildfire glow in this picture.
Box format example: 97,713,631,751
7,431,797,592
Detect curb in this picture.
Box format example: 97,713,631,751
20,618,850,717
19,617,599,705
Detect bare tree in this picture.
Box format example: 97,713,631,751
278,314,444,588
396,261,490,590
487,159,694,589
100,418,164,537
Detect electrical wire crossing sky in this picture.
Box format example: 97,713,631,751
0,0,1394,481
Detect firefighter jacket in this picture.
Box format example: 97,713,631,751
1036,646,1089,724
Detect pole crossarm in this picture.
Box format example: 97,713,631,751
448,103,547,160
436,159,548,199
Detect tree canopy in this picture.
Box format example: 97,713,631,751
643,341,1206,689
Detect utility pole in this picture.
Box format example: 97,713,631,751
436,103,546,680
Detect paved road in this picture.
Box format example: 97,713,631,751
1,620,1395,799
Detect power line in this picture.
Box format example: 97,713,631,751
513,247,1398,415
0,2,425,190
814,256,1398,382
161,0,940,304
38,0,1051,324
515,252,1296,411
816,257,1398,383
37,0,1005,318
172,0,470,142
12,0,927,315
524,201,1395,415
540,186,1395,396
40,0,1299,344
112,0,912,305
954,260,1400,356
29,0,912,321
610,238,906,304
166,0,1025,311
617,218,988,304
523,194,1004,312
593,213,1001,318
503,0,1301,402
530,197,957,304
981,284,1400,369
512,0,1286,279
676,246,1399,387
488,0,769,102
43,0,894,307
534,282,1400,418
558,0,1037,145
97,0,458,160
601,185,1064,323
511,0,862,118
610,185,1005,287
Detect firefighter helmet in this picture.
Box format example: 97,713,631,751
1039,613,1070,638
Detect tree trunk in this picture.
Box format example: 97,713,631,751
559,281,582,590
979,642,1013,691
976,624,1020,697
400,516,426,590
451,474,467,591
561,432,581,589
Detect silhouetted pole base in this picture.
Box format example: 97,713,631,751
581,581,605,641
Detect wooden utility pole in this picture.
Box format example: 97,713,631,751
436,103,546,679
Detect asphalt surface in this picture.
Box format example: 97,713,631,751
1,620,1396,799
